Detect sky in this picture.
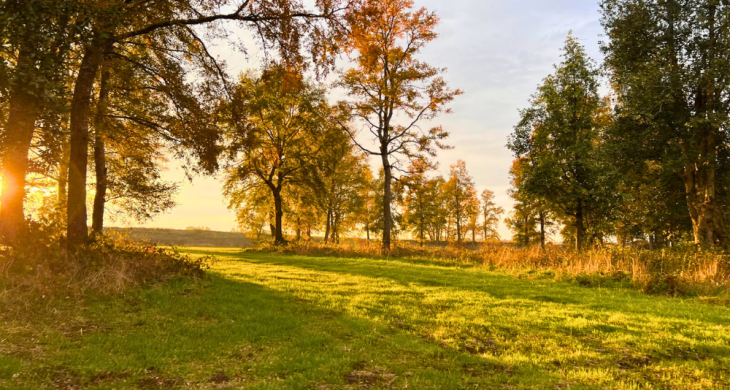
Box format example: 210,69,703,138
119,0,606,239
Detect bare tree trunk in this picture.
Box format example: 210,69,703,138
324,210,331,242
67,38,108,246
333,212,339,244
575,203,585,252
382,155,393,251
296,217,301,241
420,213,425,247
0,50,40,243
273,189,285,244
539,211,546,250
91,70,110,236
57,142,70,209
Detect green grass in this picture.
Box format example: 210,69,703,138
1,248,729,389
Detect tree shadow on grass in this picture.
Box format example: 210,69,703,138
8,274,557,390
177,249,730,389
201,250,730,323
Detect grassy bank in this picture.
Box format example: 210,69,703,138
1,248,728,389
255,241,730,299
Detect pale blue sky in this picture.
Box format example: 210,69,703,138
120,0,606,239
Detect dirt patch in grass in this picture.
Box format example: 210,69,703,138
89,371,130,384
344,362,397,388
207,370,230,384
137,367,184,389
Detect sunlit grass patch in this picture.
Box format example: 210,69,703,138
0,248,728,389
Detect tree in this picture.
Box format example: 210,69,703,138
601,0,730,246
399,161,442,246
507,34,618,251
480,190,504,242
224,65,327,244
505,200,540,246
358,169,380,241
225,179,274,240
0,0,81,242
62,0,347,246
443,160,477,243
336,0,461,251
88,32,222,234
299,124,371,244
507,159,554,249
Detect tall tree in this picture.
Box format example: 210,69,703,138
224,66,327,244
300,125,370,244
508,159,553,249
505,200,540,246
0,0,81,242
443,160,477,243
480,189,504,242
399,160,441,246
601,0,730,246
64,0,347,245
336,0,461,251
88,30,224,234
508,34,618,251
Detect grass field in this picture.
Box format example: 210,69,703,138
2,248,729,389
107,227,253,248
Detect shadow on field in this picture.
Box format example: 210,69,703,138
5,272,547,389
195,249,730,324
176,248,730,388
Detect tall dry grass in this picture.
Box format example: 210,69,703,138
0,230,213,313
250,240,730,298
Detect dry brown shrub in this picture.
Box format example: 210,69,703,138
0,229,213,311
248,240,730,298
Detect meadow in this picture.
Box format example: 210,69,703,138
1,247,728,389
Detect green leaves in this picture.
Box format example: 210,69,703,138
508,34,619,249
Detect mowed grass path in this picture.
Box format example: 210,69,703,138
2,249,729,389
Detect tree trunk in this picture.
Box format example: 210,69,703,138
575,203,585,252
57,143,70,208
456,210,462,243
324,210,331,242
91,69,110,236
420,213,425,247
67,38,108,246
273,189,285,244
539,211,546,250
483,216,488,242
296,217,301,241
381,155,393,251
333,212,339,244
0,50,40,243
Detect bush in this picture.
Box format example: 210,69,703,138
0,229,214,311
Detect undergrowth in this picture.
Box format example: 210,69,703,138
247,240,730,300
0,230,214,316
